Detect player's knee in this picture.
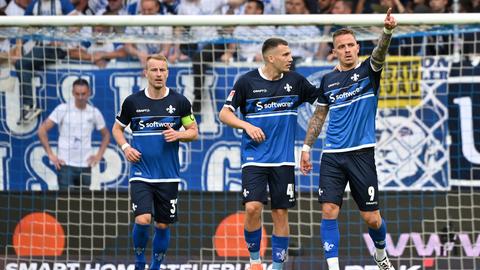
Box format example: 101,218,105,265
245,203,262,218
321,203,340,219
363,213,382,229
135,214,152,225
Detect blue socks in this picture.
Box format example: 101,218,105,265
132,223,150,270
150,227,170,270
271,235,289,270
368,219,387,249
244,228,262,261
321,219,339,259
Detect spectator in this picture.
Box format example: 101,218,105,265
15,0,77,124
96,0,126,15
408,0,430,13
231,0,276,62
124,0,173,66
127,0,179,15
37,78,110,190
316,0,353,61
5,0,31,15
316,0,332,13
0,12,22,66
429,0,450,12
370,0,406,13
176,0,245,112
278,0,321,67
68,24,127,68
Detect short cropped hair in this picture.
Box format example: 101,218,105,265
248,0,264,13
72,78,90,89
145,54,169,69
262,38,289,56
332,28,357,45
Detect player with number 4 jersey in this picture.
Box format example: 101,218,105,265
219,38,319,270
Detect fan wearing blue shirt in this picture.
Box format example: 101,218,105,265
112,54,198,270
219,37,319,270
300,9,398,270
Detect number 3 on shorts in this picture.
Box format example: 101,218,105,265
287,184,295,198
368,186,375,201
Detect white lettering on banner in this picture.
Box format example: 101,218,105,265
453,97,480,164
363,232,480,257
4,77,40,136
24,142,126,190
202,142,241,191
7,264,285,270
422,57,450,81
0,144,10,191
177,70,220,137
111,74,145,117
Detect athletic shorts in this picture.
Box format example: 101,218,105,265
318,147,379,211
242,165,296,209
130,181,179,224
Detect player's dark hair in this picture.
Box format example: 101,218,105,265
262,38,288,56
247,0,264,13
72,78,90,89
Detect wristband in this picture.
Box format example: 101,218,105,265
302,144,311,153
383,27,393,35
121,143,130,151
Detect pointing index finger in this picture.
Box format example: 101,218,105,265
386,7,392,18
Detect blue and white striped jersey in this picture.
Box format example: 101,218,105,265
116,88,192,183
225,68,319,168
317,57,382,153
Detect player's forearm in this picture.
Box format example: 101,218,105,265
304,106,329,147
112,123,127,147
371,30,393,71
179,125,199,142
219,107,250,130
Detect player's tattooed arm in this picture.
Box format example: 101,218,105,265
304,105,329,147
371,8,397,71
370,32,393,71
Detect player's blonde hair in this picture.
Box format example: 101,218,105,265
145,54,169,69
332,28,357,46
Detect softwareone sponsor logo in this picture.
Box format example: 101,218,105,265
138,120,175,129
256,100,294,111
329,87,361,103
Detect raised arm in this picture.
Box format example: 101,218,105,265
300,105,329,175
370,8,397,71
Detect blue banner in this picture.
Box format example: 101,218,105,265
0,58,457,191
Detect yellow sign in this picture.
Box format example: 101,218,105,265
378,56,422,108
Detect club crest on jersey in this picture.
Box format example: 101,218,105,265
166,105,176,114
227,90,235,102
284,83,292,92
351,73,360,82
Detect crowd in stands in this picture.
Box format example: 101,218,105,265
0,0,478,121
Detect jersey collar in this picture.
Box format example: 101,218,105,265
258,67,284,81
145,87,169,99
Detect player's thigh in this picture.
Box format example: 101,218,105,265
319,153,348,207
345,148,379,212
242,166,269,205
152,182,180,224
130,181,154,217
57,165,76,190
268,166,296,209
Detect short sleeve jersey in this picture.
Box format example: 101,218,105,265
116,88,193,183
49,102,106,167
224,68,318,168
316,57,382,152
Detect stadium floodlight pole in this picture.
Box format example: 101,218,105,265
1,13,480,27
